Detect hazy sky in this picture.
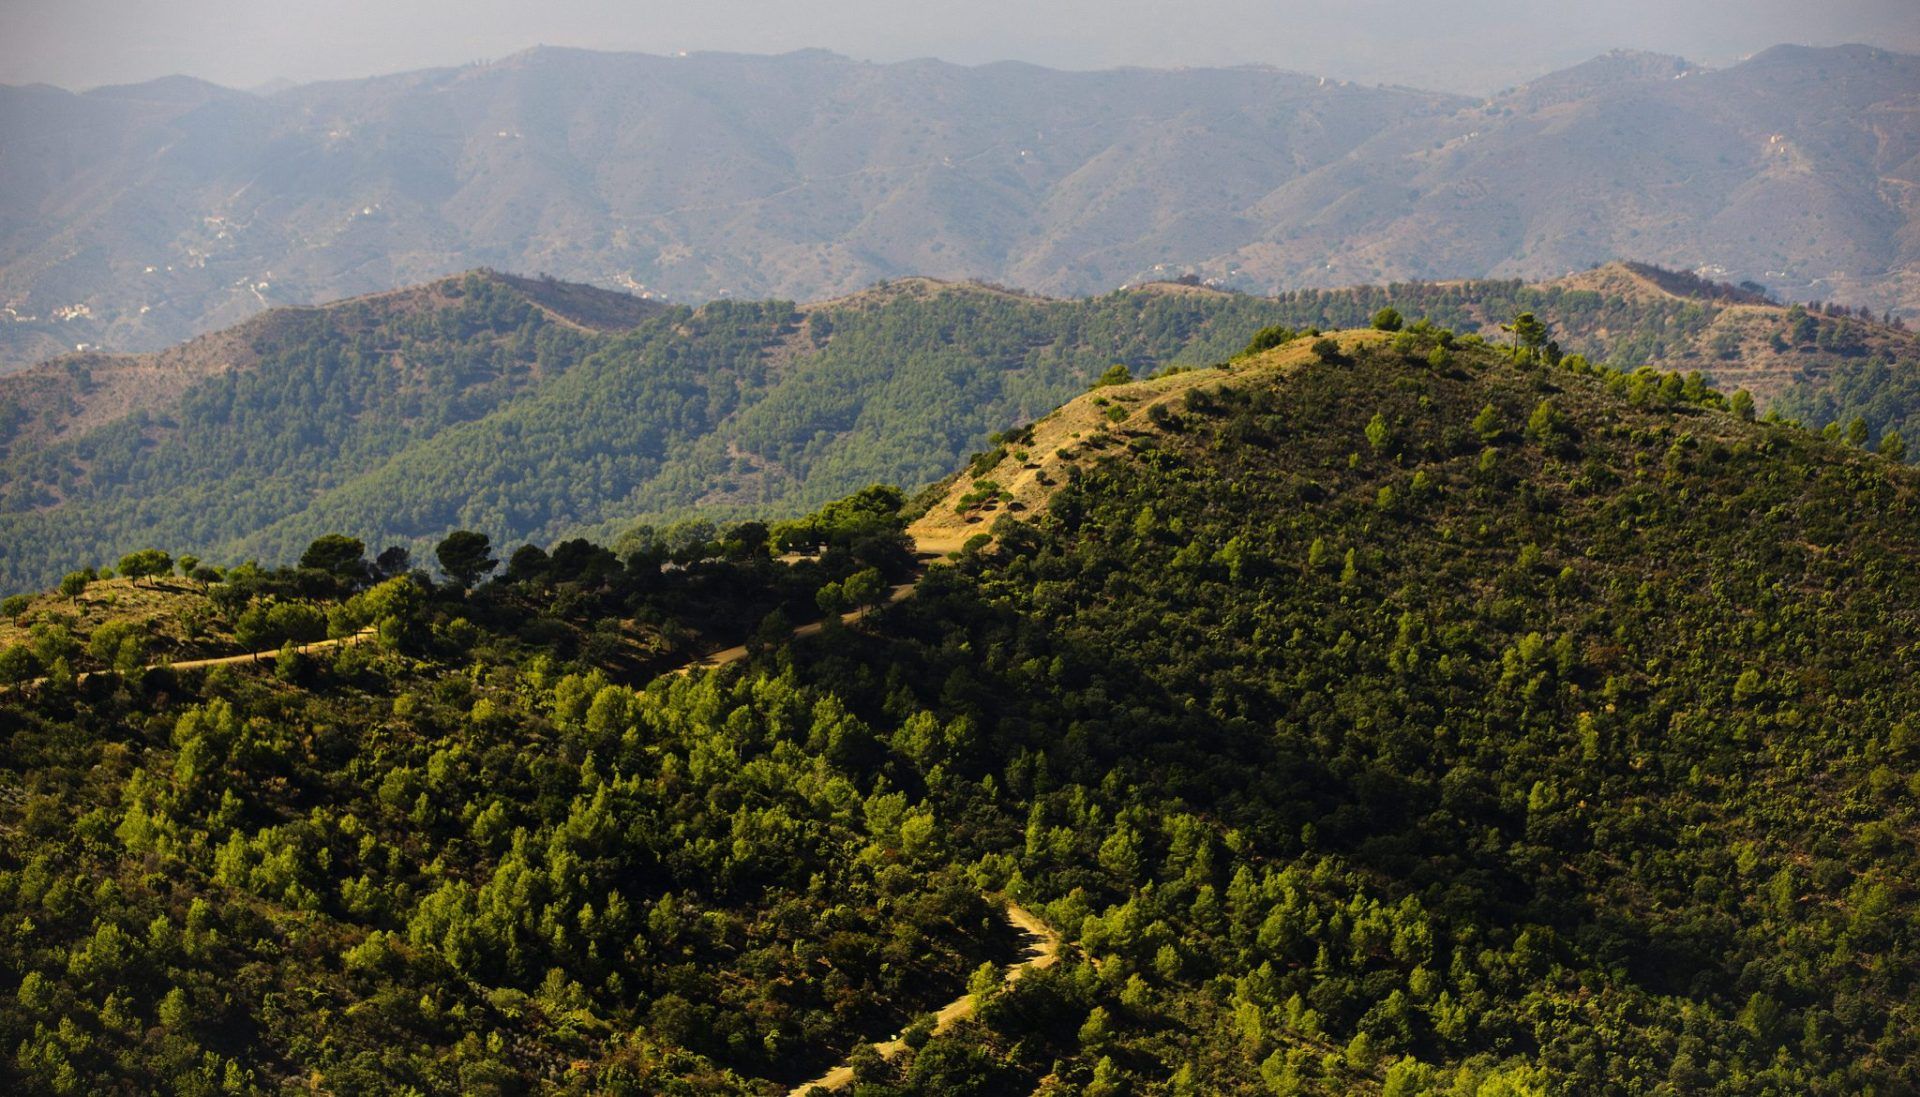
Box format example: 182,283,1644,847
3,0,1916,94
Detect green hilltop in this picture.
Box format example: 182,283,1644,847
4,324,1920,1092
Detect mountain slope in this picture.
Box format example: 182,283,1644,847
867,330,1920,1092
0,269,659,458
1248,262,1920,401
1238,44,1920,312
7,330,1920,1093
3,43,1916,372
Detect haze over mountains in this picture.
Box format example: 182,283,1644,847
3,42,1917,371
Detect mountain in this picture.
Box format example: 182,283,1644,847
0,269,659,457
1243,44,1920,308
6,263,1916,596
6,327,1919,1093
3,43,1917,372
0,47,1462,372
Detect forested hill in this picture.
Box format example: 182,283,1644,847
0,270,662,459
5,263,1919,595
6,326,1920,1092
855,327,1920,1093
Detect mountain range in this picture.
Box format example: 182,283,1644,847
2,43,1916,372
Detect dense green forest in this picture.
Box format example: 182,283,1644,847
5,325,1920,1093
6,266,1915,596
0,491,997,1094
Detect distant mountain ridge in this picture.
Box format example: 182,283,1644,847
2,43,1915,371
0,271,659,455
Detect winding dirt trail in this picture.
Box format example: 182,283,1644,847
3,628,377,693
784,900,1061,1097
654,537,1063,1096
670,530,974,676
669,582,918,675
139,628,376,676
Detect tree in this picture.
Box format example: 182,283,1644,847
1505,312,1550,363
59,570,89,604
1880,429,1908,462
815,581,849,618
1244,325,1297,355
1371,307,1404,332
1087,1056,1126,1097
1729,389,1756,422
968,961,1001,1011
374,545,412,578
1786,304,1817,344
0,643,39,684
1846,416,1870,447
1526,398,1567,444
1365,412,1394,455
747,608,793,656
117,549,173,586
506,544,550,583
435,531,497,588
176,555,200,579
842,567,888,616
357,577,427,650
848,1043,890,1086
300,534,368,583
1310,337,1342,364
1080,1005,1113,1049
1472,403,1502,443
721,520,769,559
1094,364,1133,388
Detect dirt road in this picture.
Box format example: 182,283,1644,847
145,628,376,675
670,582,918,675
784,900,1061,1096
3,628,376,693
